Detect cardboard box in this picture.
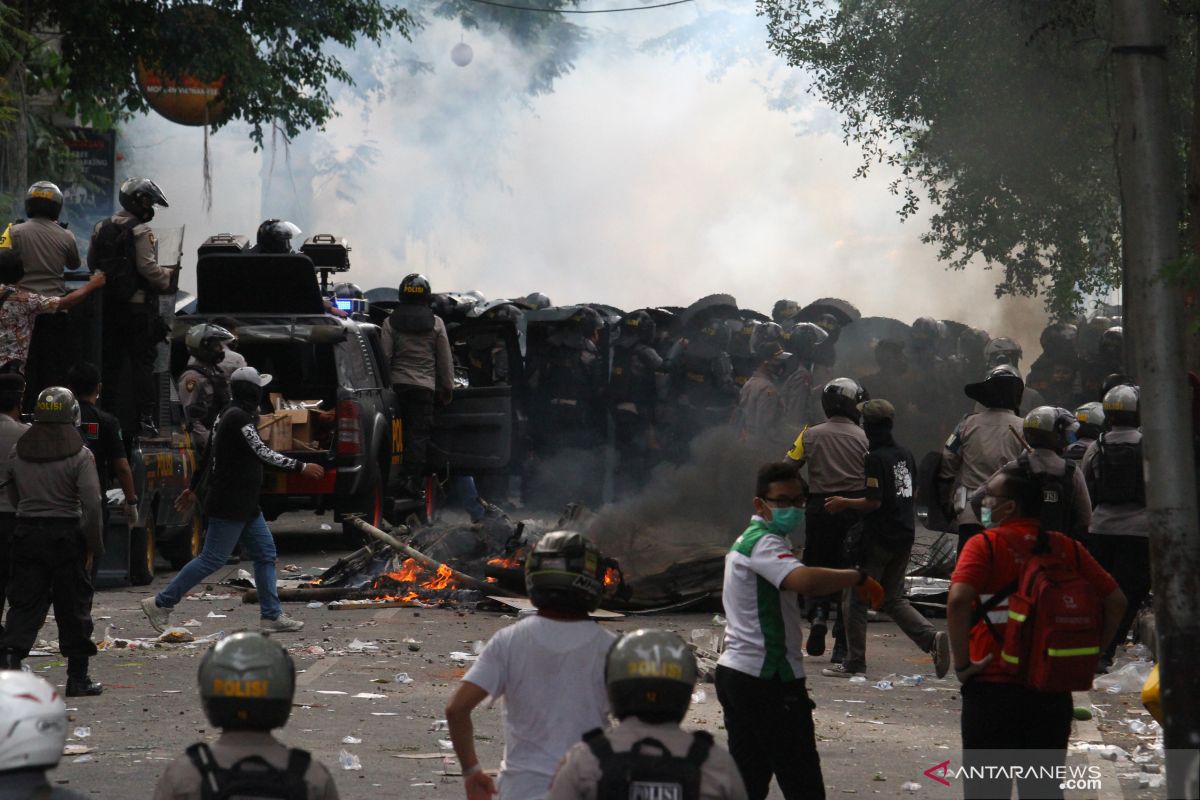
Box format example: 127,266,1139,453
257,413,292,451
257,401,322,451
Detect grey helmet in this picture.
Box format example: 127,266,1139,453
185,323,235,366
1023,405,1078,452
1102,383,1140,427
24,181,64,220
772,299,801,327
34,386,80,425
118,177,169,222
605,629,697,723
1074,402,1106,440
521,292,552,311
525,531,605,613
821,377,867,422
782,322,829,365
750,322,788,362
984,337,1023,368
199,632,296,731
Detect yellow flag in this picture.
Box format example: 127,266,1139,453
0,223,12,249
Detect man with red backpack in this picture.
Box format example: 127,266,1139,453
947,465,1125,799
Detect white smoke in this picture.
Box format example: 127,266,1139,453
119,0,1047,343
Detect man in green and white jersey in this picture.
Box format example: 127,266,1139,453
715,461,883,800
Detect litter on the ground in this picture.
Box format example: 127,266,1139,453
437,739,454,750
307,601,324,609
430,720,449,732
370,712,399,716
394,673,414,684
691,689,707,704
848,676,867,684
448,651,478,663
157,628,195,643
63,744,93,756
347,639,380,652
72,755,94,764
315,690,347,696
874,680,894,691
72,727,91,739
353,692,387,699
342,736,362,744
182,619,203,627
206,612,227,619
338,750,362,771
898,674,924,686
901,781,921,792
1092,661,1153,694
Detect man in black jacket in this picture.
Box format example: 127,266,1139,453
140,367,322,634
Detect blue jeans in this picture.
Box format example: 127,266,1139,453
156,514,282,620
452,476,485,523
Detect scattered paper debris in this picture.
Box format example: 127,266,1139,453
307,602,324,609
430,720,449,732
342,736,362,745
901,781,921,792
691,689,707,704
339,750,362,771
315,690,348,696
63,744,93,756
874,680,894,691
437,739,454,751
72,755,94,764
182,619,203,628
371,712,399,717
158,628,195,643
206,612,227,619
394,673,414,685
353,692,387,699
347,639,379,652
448,652,478,663
72,727,91,739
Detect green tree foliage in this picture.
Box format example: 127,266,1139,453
758,0,1196,316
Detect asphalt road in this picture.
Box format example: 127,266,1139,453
23,513,1171,799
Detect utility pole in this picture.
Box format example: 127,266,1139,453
1111,2,1200,797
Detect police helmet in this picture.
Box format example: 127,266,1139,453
728,319,759,358
1102,383,1140,427
571,306,604,338
957,327,991,358
965,364,1024,412
1074,402,1106,440
199,632,295,731
814,312,841,334
185,323,235,366
772,299,801,327
255,219,302,254
1023,406,1077,452
522,292,552,311
618,310,656,346
525,531,605,613
118,177,169,222
1100,373,1136,399
399,273,432,304
911,316,944,347
1040,323,1078,358
1098,326,1124,362
694,319,732,352
984,336,1023,368
481,302,524,324
333,282,364,300
751,322,790,362
24,181,63,220
605,629,697,724
34,386,79,425
0,672,68,772
821,377,867,421
782,322,828,364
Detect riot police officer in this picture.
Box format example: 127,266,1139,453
786,377,870,662
937,365,1027,553
465,302,521,387
381,274,454,497
1027,323,1082,407
67,362,138,521
535,305,608,453
1005,405,1091,539
547,629,749,800
0,387,103,696
736,323,791,456
780,321,828,429
1081,326,1125,401
6,182,83,402
610,310,663,495
667,319,739,449
1066,401,1105,462
179,323,235,451
980,337,1045,413
152,633,339,799
771,298,801,329
1082,385,1149,669
90,176,172,438
728,318,761,390
250,219,302,254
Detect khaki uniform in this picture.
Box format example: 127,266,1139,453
786,417,869,494
178,365,229,450
100,209,171,303
997,449,1091,537
780,366,815,429
153,731,339,800
737,369,787,452
938,408,1025,527
547,719,748,800
380,312,454,395
8,217,81,296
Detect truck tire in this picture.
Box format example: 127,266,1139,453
130,518,156,586
167,514,204,570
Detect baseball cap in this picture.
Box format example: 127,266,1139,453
857,398,895,422
230,366,272,387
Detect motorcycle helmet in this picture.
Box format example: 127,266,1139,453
24,181,63,220
821,377,867,422
525,531,605,613
1040,323,1079,359
605,629,696,724
1023,406,1077,452
33,386,80,425
0,672,68,771
983,337,1023,369
185,323,235,366
618,310,656,346
772,299,801,327
1074,402,1106,440
1102,383,1140,428
118,177,169,222
255,219,302,254
198,632,295,731
400,273,432,305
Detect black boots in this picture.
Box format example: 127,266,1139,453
66,657,103,697
0,650,21,671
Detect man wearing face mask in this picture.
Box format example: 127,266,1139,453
716,461,882,800
140,367,323,635
821,400,949,680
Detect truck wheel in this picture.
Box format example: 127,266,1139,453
130,518,156,586
168,514,204,570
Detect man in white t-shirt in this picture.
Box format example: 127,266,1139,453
447,531,616,800
716,461,883,800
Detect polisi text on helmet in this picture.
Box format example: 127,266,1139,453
211,679,271,698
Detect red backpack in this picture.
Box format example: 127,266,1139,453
973,528,1104,692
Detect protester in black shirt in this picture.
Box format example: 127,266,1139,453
821,399,950,679
67,363,137,523
140,367,322,634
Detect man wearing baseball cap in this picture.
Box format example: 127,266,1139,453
822,399,950,679
141,367,323,634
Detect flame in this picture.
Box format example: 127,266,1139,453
382,558,423,584
425,563,454,591
371,558,457,598
603,567,619,588
487,555,523,569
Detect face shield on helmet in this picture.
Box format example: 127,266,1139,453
185,323,235,366
0,672,68,772
1098,327,1124,364
772,299,801,327
984,337,1023,368
198,632,296,731
24,181,64,220
605,629,697,724
525,531,605,613
618,310,656,346
118,177,169,222
821,377,867,421
1040,323,1078,358
256,219,302,254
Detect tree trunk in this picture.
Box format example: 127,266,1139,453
1112,3,1200,797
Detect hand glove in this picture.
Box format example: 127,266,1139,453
855,575,885,610
124,502,140,528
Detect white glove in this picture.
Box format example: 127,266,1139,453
124,503,140,528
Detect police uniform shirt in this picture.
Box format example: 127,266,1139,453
546,718,749,800
786,417,868,495
996,449,1092,536
0,414,29,514
78,400,123,491
737,371,786,447
7,217,81,296
1081,427,1149,538
152,731,339,800
4,445,103,554
938,408,1025,526
98,209,171,303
